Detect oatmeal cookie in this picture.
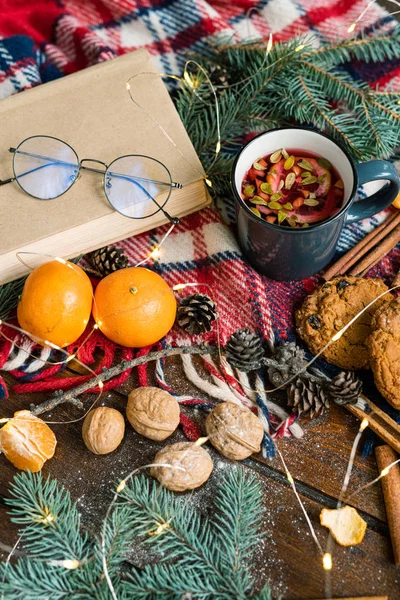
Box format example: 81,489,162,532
368,297,400,409
295,276,391,370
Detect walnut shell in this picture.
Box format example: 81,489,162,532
82,407,125,455
150,442,213,491
126,386,180,441
205,402,264,460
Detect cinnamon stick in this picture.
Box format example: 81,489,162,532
311,597,387,600
311,597,388,600
348,225,400,276
375,445,400,565
323,210,400,281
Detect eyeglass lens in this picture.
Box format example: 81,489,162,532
13,136,79,200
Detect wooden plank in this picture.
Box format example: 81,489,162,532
1,436,398,600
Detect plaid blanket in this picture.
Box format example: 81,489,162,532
0,0,399,351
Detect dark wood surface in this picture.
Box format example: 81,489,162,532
1,356,399,599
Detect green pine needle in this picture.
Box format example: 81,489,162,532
1,468,270,599
175,28,400,197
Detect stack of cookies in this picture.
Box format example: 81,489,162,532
296,276,400,410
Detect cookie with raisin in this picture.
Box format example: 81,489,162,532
295,276,391,370
368,297,400,409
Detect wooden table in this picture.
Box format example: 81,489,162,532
0,356,399,599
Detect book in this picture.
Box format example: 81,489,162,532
0,49,209,284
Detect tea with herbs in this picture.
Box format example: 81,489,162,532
241,148,345,228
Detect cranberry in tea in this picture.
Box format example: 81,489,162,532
241,149,345,228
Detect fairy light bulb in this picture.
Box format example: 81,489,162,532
98,380,104,390
348,22,357,33
381,466,390,477
266,33,273,54
194,436,208,447
323,553,332,571
295,44,305,52
205,178,213,187
126,82,131,90
116,480,126,493
150,246,161,259
360,418,369,432
173,283,187,291
184,71,194,88
62,559,80,570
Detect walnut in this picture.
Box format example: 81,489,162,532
82,407,125,455
205,402,264,460
150,442,213,492
126,386,180,441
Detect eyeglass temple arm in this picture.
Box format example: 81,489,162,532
119,175,179,225
0,149,17,185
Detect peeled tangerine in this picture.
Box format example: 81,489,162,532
0,410,57,472
320,505,367,546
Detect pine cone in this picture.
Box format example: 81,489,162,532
326,371,362,405
266,342,308,388
225,328,264,372
177,294,217,336
90,246,129,276
288,378,330,418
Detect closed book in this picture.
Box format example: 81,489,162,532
0,48,209,284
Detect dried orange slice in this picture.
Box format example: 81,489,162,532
0,410,57,472
320,505,367,546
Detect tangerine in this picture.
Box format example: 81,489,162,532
17,260,93,348
0,410,57,472
93,267,176,347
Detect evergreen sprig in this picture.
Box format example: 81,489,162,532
1,468,271,599
176,29,400,198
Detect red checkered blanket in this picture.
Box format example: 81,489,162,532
0,1,399,404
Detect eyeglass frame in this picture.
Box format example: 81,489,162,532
0,135,181,225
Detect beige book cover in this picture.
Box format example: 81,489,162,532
0,48,209,284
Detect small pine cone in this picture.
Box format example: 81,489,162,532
177,294,217,336
225,328,264,372
90,246,129,276
327,371,362,406
288,378,330,418
266,342,308,388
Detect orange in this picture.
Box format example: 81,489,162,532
393,192,400,209
0,410,57,472
93,267,176,347
17,260,93,348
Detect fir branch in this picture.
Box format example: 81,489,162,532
305,31,400,65
302,75,366,158
1,470,271,600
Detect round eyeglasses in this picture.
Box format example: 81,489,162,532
1,135,181,224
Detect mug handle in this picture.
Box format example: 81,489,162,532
346,160,400,223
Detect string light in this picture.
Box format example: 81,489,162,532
150,246,161,259
116,480,126,493
323,553,332,571
347,0,400,33
295,44,305,52
60,559,80,570
346,458,400,501
276,447,324,556
148,522,170,536
35,509,55,524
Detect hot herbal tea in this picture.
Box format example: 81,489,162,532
241,148,345,228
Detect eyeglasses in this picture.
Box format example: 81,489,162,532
0,135,181,224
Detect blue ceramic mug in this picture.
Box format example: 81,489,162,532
232,127,400,281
